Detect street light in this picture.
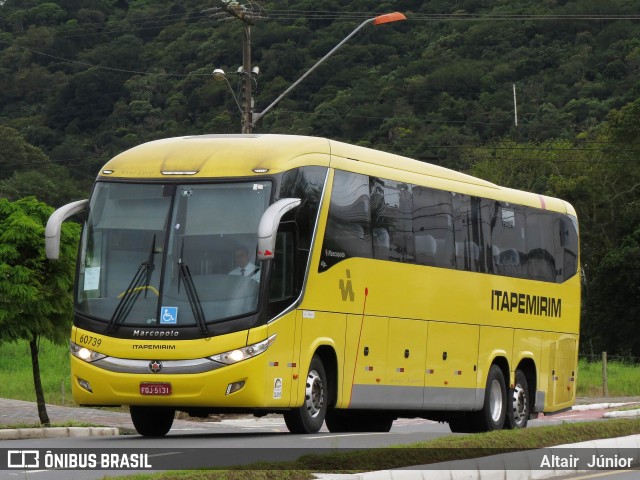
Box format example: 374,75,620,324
214,11,406,133
212,68,244,119
251,12,406,130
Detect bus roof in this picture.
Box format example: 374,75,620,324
99,134,573,215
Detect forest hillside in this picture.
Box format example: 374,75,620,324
1,0,640,357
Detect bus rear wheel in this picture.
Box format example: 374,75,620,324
284,355,327,434
505,369,529,429
470,364,507,432
130,406,175,437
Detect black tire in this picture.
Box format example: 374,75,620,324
325,409,394,433
324,408,349,433
448,414,474,433
130,406,175,437
284,355,328,433
505,369,530,429
470,364,507,432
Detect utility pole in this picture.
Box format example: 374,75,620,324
215,1,260,133
210,7,405,133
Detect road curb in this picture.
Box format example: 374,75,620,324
0,427,119,440
605,409,640,418
313,434,640,480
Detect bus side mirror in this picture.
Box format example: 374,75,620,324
45,199,89,259
257,198,301,261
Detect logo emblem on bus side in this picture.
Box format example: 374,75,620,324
339,269,355,302
148,360,163,373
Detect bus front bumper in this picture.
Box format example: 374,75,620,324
70,354,269,408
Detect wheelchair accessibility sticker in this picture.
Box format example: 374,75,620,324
160,307,178,325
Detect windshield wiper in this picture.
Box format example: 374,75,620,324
106,235,156,334
178,240,209,337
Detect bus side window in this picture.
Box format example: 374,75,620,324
555,215,579,282
370,178,412,263
490,203,526,278
452,194,484,273
412,186,454,268
319,170,372,271
525,210,555,283
269,229,296,304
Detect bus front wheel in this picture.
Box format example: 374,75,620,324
284,355,327,434
130,406,175,437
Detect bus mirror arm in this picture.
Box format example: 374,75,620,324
257,198,301,261
45,199,89,260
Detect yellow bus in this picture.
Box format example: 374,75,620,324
46,134,580,436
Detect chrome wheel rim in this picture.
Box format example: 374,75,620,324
305,369,325,418
512,383,528,426
489,379,503,422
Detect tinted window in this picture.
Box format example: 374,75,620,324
412,186,454,268
279,166,327,285
318,170,578,283
525,210,556,282
269,230,295,302
371,178,413,262
279,166,326,253
555,215,579,282
320,170,371,272
490,202,526,278
453,194,486,273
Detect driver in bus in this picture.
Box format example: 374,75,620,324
229,247,261,282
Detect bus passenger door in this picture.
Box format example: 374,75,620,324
385,318,427,409
264,226,299,407
424,322,480,409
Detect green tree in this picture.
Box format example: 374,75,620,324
586,228,640,356
0,197,80,425
0,126,49,179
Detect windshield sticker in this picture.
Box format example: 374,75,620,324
84,267,100,290
160,307,178,325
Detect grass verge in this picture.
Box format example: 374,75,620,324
0,338,72,405
112,418,640,480
576,358,640,397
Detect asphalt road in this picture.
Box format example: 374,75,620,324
1,416,453,479
1,398,638,480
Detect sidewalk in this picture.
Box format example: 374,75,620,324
0,398,214,439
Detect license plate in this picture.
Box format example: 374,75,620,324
140,382,172,396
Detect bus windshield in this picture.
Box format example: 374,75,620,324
77,181,272,329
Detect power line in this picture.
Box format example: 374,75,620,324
0,38,211,77
2,143,640,175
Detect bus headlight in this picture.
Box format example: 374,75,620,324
70,341,106,363
210,334,276,365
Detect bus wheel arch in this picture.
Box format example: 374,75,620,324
314,345,338,407
284,347,336,434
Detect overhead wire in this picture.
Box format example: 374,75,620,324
3,6,640,169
